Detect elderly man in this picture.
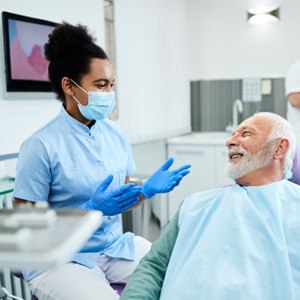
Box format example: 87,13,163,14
121,112,300,300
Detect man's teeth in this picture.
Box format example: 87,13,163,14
230,153,243,159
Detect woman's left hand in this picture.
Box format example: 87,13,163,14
141,157,191,199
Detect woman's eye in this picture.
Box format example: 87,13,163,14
97,83,115,90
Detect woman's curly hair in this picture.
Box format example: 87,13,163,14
44,22,107,102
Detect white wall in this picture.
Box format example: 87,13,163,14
187,0,300,80
114,0,191,144
0,0,105,155
2,0,300,155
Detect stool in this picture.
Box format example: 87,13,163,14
12,272,125,298
11,272,38,300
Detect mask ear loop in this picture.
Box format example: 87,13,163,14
72,93,82,105
69,79,88,105
69,79,88,95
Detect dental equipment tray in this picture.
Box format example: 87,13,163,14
0,207,102,270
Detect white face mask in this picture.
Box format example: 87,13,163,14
70,79,116,120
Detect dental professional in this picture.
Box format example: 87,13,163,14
13,23,190,300
285,60,300,144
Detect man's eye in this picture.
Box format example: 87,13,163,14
242,131,251,137
110,83,115,89
97,84,106,90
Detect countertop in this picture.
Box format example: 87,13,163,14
167,132,231,146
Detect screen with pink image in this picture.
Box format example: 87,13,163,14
2,12,58,92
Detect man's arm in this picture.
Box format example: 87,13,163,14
288,93,300,108
121,212,180,300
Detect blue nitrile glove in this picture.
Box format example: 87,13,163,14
80,175,142,216
142,157,191,199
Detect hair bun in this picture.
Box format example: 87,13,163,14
44,22,95,61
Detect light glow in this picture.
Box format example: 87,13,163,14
247,5,278,15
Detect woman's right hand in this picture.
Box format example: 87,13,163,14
80,175,142,216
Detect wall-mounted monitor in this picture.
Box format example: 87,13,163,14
2,12,58,92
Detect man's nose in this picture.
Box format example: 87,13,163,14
226,136,238,148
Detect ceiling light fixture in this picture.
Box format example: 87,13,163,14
247,6,280,25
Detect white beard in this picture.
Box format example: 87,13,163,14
226,142,275,180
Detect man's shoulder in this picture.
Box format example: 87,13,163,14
282,179,300,194
188,187,226,201
178,186,230,227
181,186,230,212
187,184,234,201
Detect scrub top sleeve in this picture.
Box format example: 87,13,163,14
121,212,180,300
13,137,51,202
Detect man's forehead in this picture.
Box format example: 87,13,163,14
237,116,273,133
237,117,257,130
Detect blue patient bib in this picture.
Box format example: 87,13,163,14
160,180,300,300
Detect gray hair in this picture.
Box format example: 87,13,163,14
253,112,296,175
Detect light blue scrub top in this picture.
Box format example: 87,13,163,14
160,180,300,300
13,106,136,281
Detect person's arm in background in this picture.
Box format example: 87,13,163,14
120,212,180,300
288,93,300,108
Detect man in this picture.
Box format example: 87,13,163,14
285,60,300,144
121,112,300,300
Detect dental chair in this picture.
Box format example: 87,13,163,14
110,283,125,295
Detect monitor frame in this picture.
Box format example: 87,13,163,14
2,11,58,92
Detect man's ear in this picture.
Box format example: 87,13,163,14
61,77,74,96
274,138,289,159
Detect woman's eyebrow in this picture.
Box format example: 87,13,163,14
92,78,115,83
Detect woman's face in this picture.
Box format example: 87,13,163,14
73,58,115,106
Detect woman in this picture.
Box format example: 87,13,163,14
13,23,190,300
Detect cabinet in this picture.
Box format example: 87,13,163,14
167,132,233,220
0,153,17,209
